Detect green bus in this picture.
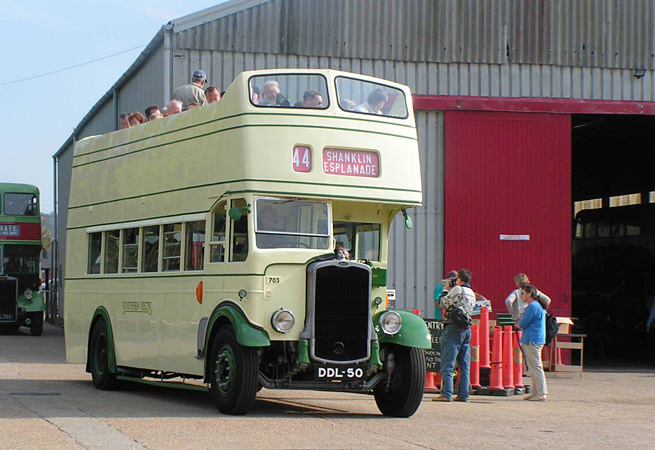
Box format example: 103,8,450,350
0,182,45,335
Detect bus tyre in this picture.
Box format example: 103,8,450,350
209,326,259,415
30,311,44,336
373,345,426,418
89,320,120,390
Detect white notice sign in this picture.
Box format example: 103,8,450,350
499,234,530,241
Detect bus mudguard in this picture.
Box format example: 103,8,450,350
19,291,46,312
87,307,118,374
373,310,431,349
205,302,270,349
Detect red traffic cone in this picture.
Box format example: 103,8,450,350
488,326,504,390
424,370,437,392
502,325,514,389
470,323,480,388
479,306,490,369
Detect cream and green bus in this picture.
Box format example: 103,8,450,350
65,69,430,417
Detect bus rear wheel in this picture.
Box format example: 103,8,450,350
373,345,425,417
30,311,43,336
89,319,120,390
209,326,259,415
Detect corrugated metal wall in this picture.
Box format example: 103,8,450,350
172,51,655,102
175,0,655,70
78,98,114,137
118,43,165,119
388,110,444,317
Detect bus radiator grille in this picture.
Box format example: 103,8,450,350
313,265,369,362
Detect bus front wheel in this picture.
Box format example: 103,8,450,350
30,311,43,336
209,326,259,415
89,320,120,390
373,344,425,417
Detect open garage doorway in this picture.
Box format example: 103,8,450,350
572,114,655,367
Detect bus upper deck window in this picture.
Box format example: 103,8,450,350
335,77,408,119
4,193,38,216
249,74,329,109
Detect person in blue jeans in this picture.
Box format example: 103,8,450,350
433,268,476,402
434,270,458,320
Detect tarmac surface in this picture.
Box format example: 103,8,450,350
1,322,654,449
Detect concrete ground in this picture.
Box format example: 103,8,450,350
1,322,654,449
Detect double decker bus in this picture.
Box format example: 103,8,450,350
0,182,45,335
64,69,430,416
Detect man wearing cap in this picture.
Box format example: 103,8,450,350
172,70,208,109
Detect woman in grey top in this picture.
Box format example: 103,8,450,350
505,273,551,320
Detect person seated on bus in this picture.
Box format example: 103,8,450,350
354,89,388,114
335,245,350,260
205,86,221,103
257,207,284,248
259,80,291,107
340,99,356,111
299,90,323,108
187,102,201,110
144,105,161,121
166,100,183,115
250,86,261,104
149,112,163,121
128,112,146,127
119,112,131,129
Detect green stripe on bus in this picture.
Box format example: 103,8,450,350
0,240,41,245
66,191,419,231
67,178,421,210
72,111,415,159
65,272,263,280
72,123,416,169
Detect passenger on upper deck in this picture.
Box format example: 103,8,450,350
166,100,182,115
187,102,201,110
340,99,356,111
205,86,221,103
259,80,291,107
144,105,161,121
354,88,388,115
251,86,261,104
128,112,145,126
300,90,323,108
172,69,208,110
119,112,131,129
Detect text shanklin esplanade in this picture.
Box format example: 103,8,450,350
322,148,379,177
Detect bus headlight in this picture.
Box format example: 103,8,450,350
24,289,33,300
379,311,402,335
271,309,295,333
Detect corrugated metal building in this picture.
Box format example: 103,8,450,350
54,1,655,347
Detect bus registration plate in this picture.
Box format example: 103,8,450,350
315,365,365,382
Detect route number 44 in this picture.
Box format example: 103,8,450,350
292,146,312,172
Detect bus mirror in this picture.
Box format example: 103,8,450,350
229,206,251,221
402,209,413,229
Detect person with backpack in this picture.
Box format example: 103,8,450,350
432,268,476,403
517,284,549,402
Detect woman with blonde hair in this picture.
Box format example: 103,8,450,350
505,273,551,320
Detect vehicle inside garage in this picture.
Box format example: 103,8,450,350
572,114,655,366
